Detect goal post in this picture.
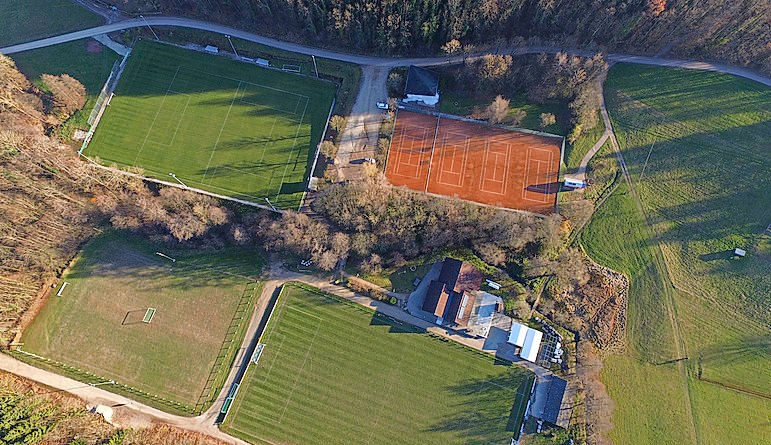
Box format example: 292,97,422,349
143,308,156,323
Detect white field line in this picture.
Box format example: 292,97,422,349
275,98,309,202
278,316,321,424
202,81,242,182
165,94,191,148
259,117,279,164
134,66,181,165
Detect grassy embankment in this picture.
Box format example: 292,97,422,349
11,39,121,138
582,64,771,445
0,0,101,47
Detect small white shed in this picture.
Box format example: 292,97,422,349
204,45,219,54
508,321,529,347
520,329,543,363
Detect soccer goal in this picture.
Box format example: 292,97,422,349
143,308,156,323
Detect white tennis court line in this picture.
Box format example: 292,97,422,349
435,132,470,187
392,126,431,179
133,66,182,165
275,98,309,202
479,141,511,195
202,81,243,183
521,148,555,203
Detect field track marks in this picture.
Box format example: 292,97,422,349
607,99,699,445
203,81,242,183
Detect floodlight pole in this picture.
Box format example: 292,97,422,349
264,197,278,212
169,173,188,188
225,35,239,58
311,55,319,78
139,15,160,41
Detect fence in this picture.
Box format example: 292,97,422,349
79,49,132,155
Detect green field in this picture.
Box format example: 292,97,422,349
21,232,264,414
86,41,336,209
0,0,102,47
582,65,771,445
224,283,533,445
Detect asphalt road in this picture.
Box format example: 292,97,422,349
1,16,770,87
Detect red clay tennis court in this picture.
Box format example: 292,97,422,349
385,110,563,214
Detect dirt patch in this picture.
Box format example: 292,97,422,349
86,40,103,53
10,276,56,348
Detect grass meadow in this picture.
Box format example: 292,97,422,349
582,65,771,445
87,40,336,209
21,232,264,414
223,283,533,445
0,0,102,47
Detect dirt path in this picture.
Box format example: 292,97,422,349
335,66,387,180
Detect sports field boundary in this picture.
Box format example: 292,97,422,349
300,95,337,209
79,49,132,155
7,348,198,416
79,156,283,213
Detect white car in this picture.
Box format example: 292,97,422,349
376,101,388,110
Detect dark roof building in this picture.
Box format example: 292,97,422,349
422,258,483,327
404,66,440,107
539,374,570,428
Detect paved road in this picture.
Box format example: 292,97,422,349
1,16,770,87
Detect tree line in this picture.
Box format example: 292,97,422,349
118,0,770,74
440,52,608,140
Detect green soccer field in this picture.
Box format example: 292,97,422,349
0,0,102,47
86,41,336,209
223,283,533,445
20,232,264,415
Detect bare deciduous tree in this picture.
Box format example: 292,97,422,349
486,95,509,124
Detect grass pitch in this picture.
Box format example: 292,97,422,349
21,232,264,413
86,41,336,209
582,65,771,445
223,283,532,445
0,0,101,47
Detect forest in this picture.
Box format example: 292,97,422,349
113,0,770,74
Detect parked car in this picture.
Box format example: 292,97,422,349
376,101,388,110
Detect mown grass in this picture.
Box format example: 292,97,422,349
86,40,336,209
224,283,533,445
10,39,121,138
21,231,264,413
0,0,102,47
120,27,361,116
582,64,771,445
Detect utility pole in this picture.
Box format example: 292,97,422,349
139,15,159,40
264,197,278,212
311,55,319,78
225,35,239,58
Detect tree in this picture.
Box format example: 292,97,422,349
440,39,461,56
41,74,86,118
511,109,527,127
477,54,513,89
539,112,556,130
486,95,509,124
319,140,338,159
329,115,347,132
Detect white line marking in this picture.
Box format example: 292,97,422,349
203,81,242,182
275,97,309,202
133,66,181,165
